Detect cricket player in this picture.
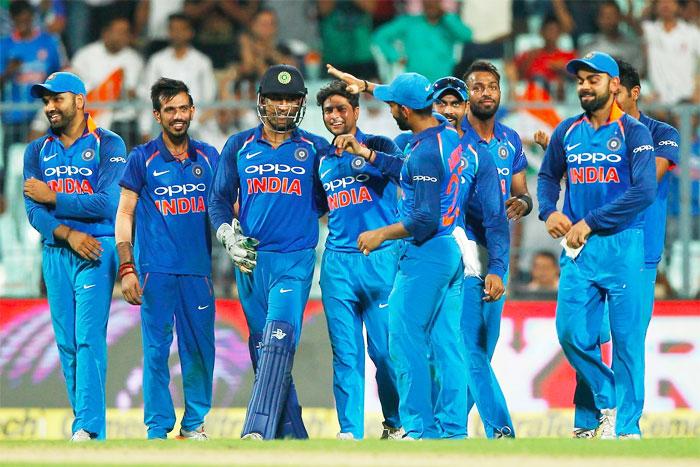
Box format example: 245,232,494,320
209,64,329,440
431,70,521,438
316,79,404,440
328,65,476,439
23,72,127,441
537,52,656,439
569,60,680,439
116,78,218,440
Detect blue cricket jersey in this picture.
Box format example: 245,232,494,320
120,135,219,276
399,120,475,244
208,125,329,252
23,115,127,245
0,29,64,123
538,103,657,234
638,112,680,267
394,132,413,155
459,118,526,278
320,128,404,253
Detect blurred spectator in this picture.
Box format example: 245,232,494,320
139,12,215,141
70,16,143,150
548,0,603,48
83,0,137,46
641,0,700,105
0,0,64,194
667,130,700,240
32,0,66,35
682,0,700,26
232,8,296,99
456,0,512,71
505,15,575,101
134,0,185,56
372,0,472,82
579,1,643,73
194,107,256,153
519,250,560,295
318,0,377,80
266,0,318,50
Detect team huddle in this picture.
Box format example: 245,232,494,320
22,49,678,442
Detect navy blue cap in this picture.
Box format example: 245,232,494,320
258,64,307,96
30,72,87,98
431,76,468,101
566,51,619,78
374,73,434,110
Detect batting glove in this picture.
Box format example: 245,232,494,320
217,221,259,273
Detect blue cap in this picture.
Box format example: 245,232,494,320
374,73,434,110
566,51,619,78
431,76,468,101
30,72,87,98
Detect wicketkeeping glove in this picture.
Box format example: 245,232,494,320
217,219,260,273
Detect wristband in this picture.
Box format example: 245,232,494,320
516,193,533,216
363,80,368,92
118,261,137,279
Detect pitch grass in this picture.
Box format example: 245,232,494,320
2,439,699,466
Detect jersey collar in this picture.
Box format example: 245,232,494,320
47,114,99,141
156,134,197,162
254,124,305,145
461,116,503,144
412,118,448,145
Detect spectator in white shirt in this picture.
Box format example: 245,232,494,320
70,16,144,149
642,0,700,104
139,12,216,142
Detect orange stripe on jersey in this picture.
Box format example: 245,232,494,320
196,149,211,169
436,133,443,158
145,150,160,167
564,117,586,139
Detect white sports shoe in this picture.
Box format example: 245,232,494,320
380,423,405,440
597,408,617,440
242,432,263,441
336,432,355,440
572,427,596,439
618,433,641,440
70,429,92,442
179,425,209,441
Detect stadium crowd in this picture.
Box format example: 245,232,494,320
1,0,699,300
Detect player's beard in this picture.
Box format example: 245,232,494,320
163,118,190,143
579,89,610,113
469,97,498,121
393,112,410,131
46,101,77,133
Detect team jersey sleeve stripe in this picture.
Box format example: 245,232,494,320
563,117,585,140
145,150,160,167
196,149,212,169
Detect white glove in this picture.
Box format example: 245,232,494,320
217,220,259,273
452,226,482,278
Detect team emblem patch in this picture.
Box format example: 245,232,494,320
351,156,366,170
192,164,204,178
294,147,309,161
607,136,622,152
584,52,594,59
278,71,292,85
82,148,95,161
498,146,508,160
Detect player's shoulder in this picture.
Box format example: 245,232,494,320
222,127,257,156
642,114,679,142
494,120,522,143
128,139,157,162
24,134,51,159
621,113,652,138
296,128,330,151
553,114,584,141
96,127,126,145
190,137,219,157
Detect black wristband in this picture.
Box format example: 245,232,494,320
516,193,533,216
363,79,369,92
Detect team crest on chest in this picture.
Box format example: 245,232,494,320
497,145,508,160
294,147,309,162
351,156,366,170
192,164,204,178
607,136,622,152
82,148,95,161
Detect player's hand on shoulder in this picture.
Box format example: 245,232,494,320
66,230,103,261
217,220,259,273
333,134,371,159
545,211,573,239
483,274,505,302
121,272,142,306
564,219,591,249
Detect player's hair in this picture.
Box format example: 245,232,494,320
411,104,434,116
463,61,501,84
168,12,193,29
616,59,641,90
9,0,33,17
150,78,194,111
316,80,360,108
533,250,558,265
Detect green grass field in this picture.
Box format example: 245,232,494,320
2,438,699,466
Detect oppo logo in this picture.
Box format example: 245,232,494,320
323,174,370,192
633,145,654,154
44,166,93,177
110,157,127,163
497,168,510,176
154,183,206,197
567,153,622,164
413,175,438,182
658,140,678,147
245,164,305,175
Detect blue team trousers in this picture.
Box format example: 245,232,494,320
389,236,464,439
556,229,646,436
140,273,215,439
574,265,657,435
462,272,514,438
320,245,401,439
42,237,116,439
